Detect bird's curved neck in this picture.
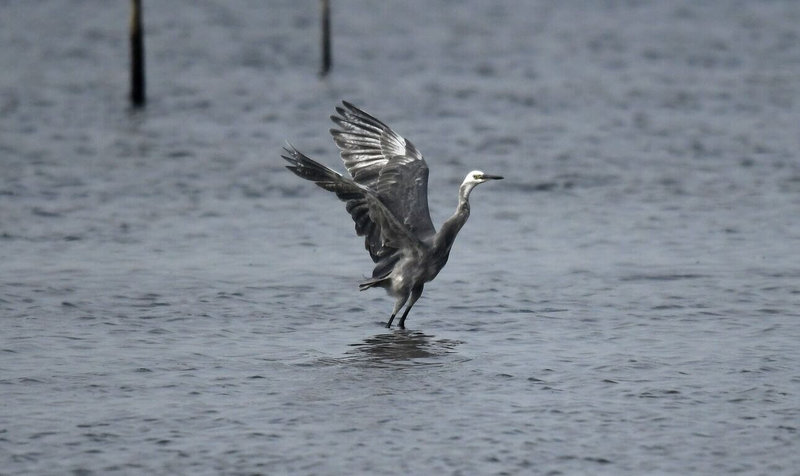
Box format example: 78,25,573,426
433,183,474,256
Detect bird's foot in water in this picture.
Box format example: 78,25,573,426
384,317,405,329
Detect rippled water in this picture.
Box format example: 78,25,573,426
2,1,799,474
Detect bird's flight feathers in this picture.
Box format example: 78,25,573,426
330,102,436,240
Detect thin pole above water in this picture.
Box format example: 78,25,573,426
320,0,332,76
130,0,146,107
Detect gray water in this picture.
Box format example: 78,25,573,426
2,1,799,474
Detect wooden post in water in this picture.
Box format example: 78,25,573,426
130,0,146,107
320,0,332,76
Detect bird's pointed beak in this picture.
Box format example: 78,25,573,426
482,174,504,180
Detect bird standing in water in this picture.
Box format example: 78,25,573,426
282,102,503,328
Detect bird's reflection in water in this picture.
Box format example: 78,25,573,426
344,330,463,367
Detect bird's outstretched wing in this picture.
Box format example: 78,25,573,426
330,101,436,240
282,145,422,263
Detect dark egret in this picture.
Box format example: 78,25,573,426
282,101,502,328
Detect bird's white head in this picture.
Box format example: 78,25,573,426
461,170,504,186
459,170,503,202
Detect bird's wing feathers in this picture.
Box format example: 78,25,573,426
330,101,424,188
375,156,436,239
363,190,424,255
282,144,423,263
329,101,435,239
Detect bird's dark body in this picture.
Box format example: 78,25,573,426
282,102,501,328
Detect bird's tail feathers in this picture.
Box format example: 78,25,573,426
359,272,391,291
358,268,392,291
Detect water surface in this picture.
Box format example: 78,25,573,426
2,1,799,474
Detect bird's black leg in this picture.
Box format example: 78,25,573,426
397,285,423,329
397,311,409,329
386,295,408,329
